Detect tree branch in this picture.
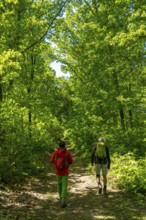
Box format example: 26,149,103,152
22,1,68,53
84,0,96,16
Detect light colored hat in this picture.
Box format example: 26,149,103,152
98,137,105,142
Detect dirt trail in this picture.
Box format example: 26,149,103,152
0,155,146,220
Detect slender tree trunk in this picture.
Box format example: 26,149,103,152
0,84,2,102
28,110,32,138
129,109,133,127
27,55,35,139
119,108,125,130
0,83,4,144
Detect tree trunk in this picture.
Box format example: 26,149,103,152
0,84,2,102
119,109,125,130
129,109,133,127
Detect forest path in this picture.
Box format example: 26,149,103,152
0,155,146,220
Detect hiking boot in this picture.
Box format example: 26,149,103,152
98,188,102,194
103,186,107,195
61,203,67,208
98,182,102,194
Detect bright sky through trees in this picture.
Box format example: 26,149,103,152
51,61,70,78
50,61,63,77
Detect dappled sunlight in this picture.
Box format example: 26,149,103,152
69,174,96,195
0,156,145,220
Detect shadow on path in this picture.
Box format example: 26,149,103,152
0,156,145,220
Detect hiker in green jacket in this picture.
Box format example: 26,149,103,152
91,137,110,194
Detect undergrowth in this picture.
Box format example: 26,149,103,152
88,152,146,197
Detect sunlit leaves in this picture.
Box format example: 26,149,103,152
111,152,146,194
0,0,71,181
52,0,146,154
0,50,22,85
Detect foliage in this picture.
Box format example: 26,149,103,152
52,0,146,157
0,0,70,182
0,0,146,184
110,152,146,195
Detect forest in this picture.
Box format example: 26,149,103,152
0,0,146,202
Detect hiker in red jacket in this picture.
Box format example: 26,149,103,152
50,140,73,208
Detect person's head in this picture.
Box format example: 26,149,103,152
98,137,105,142
59,140,66,148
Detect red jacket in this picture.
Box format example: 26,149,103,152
50,147,73,175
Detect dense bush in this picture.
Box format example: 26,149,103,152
110,152,146,195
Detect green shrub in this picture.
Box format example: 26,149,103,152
110,152,146,194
